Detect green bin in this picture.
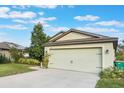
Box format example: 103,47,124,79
114,61,124,70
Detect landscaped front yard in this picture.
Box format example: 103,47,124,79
96,79,124,88
96,67,124,88
0,63,35,77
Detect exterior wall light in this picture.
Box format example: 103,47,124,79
105,49,109,54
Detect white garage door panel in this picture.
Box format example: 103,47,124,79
49,48,102,73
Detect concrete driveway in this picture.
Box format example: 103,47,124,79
0,68,99,88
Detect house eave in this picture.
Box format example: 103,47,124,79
44,38,118,50
0,48,10,50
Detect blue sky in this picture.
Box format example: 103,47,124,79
0,5,124,46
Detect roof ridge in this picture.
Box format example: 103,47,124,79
68,28,110,38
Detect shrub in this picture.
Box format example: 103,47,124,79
10,48,24,62
18,58,40,65
42,52,50,68
0,54,11,64
99,67,124,79
116,52,124,61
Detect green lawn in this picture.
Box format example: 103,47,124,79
0,63,35,77
96,79,124,88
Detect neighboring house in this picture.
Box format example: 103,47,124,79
44,29,118,73
0,42,25,58
0,42,11,58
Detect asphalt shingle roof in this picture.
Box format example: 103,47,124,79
0,43,10,50
0,42,25,50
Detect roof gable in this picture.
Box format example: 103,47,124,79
56,31,94,41
49,31,64,42
50,29,109,42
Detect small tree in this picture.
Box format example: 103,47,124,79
116,41,124,60
29,23,49,62
10,48,23,62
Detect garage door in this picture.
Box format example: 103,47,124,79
49,48,102,73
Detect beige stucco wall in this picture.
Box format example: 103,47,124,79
45,42,115,70
49,33,64,41
0,50,11,58
57,32,93,41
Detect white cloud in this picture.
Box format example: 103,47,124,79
31,19,48,27
94,20,124,27
8,11,36,19
38,12,44,16
43,24,51,27
13,17,56,27
0,24,28,30
68,5,75,8
13,19,27,24
12,6,17,9
12,5,57,9
74,15,100,21
12,5,30,9
31,17,56,27
39,17,56,21
0,7,10,14
34,5,57,9
76,27,119,32
0,7,36,19
45,27,69,32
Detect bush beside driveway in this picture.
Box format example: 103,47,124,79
96,67,124,88
96,78,124,88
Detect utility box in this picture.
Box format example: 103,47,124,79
114,61,124,70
